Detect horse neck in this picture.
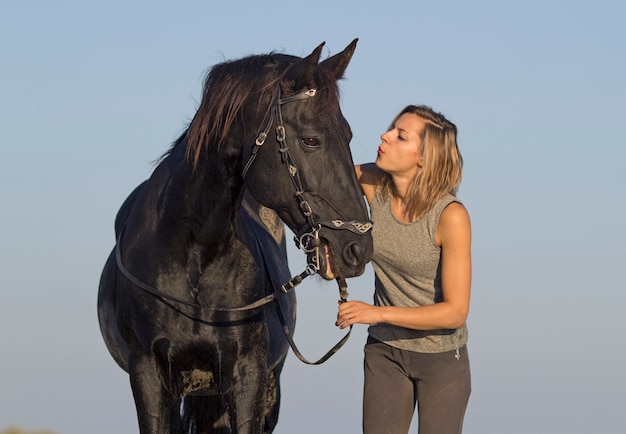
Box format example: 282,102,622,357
156,139,246,250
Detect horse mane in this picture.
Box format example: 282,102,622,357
176,51,342,169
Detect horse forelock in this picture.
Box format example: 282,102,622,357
184,52,343,170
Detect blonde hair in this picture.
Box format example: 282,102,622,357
380,105,463,221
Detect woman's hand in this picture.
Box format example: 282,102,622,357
336,300,379,330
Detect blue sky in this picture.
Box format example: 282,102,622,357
1,1,625,433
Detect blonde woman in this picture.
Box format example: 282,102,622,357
336,105,472,434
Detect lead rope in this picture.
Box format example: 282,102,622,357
275,276,353,365
337,277,349,303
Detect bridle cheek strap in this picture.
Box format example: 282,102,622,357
242,85,372,253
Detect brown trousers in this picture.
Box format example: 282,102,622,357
363,337,471,434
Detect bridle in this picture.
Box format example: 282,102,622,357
115,84,372,364
242,84,372,294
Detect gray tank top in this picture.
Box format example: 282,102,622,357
368,191,468,353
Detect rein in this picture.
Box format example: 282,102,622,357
114,221,307,314
116,227,352,365
115,84,372,364
115,227,278,313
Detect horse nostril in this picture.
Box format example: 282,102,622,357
342,241,362,268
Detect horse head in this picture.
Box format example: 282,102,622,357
241,40,373,280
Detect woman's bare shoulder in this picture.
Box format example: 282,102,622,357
436,201,471,246
356,163,386,188
355,163,382,203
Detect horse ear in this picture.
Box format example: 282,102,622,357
285,42,325,93
320,38,358,80
285,39,357,93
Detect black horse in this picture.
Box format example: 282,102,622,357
98,40,373,433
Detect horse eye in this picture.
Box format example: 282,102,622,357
301,137,320,148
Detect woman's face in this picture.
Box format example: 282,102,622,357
376,112,426,177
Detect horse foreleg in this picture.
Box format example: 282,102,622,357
129,356,174,433
181,394,230,433
262,362,285,434
222,358,268,434
169,398,185,434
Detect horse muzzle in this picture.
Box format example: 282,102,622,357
297,221,372,280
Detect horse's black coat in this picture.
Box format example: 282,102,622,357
98,40,373,433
